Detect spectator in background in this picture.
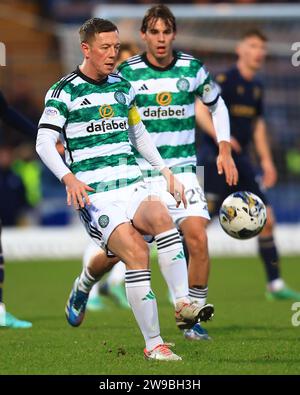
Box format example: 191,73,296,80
42,0,96,24
13,143,42,211
0,90,37,145
9,76,40,127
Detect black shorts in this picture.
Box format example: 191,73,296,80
198,145,268,217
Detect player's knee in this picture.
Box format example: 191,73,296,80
185,228,208,254
149,206,173,232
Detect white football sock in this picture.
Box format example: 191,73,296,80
155,229,190,305
78,267,97,294
83,241,101,298
189,286,208,306
125,269,163,351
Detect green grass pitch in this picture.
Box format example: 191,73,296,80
1,255,300,375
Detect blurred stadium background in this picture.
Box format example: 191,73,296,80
0,0,300,259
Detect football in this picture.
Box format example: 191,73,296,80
219,191,267,240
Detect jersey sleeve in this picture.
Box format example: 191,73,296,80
38,85,69,133
194,64,219,106
127,84,142,126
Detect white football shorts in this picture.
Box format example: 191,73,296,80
78,182,161,251
143,171,210,227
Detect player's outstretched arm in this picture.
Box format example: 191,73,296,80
195,99,216,140
205,96,238,186
216,141,238,186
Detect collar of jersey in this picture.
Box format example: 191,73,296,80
141,50,178,72
75,66,108,85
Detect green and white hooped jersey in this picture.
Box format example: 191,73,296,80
117,51,219,174
38,68,143,194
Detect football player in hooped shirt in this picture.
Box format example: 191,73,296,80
197,29,300,301
116,4,238,341
36,17,221,361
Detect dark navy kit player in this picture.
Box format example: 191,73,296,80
197,30,300,301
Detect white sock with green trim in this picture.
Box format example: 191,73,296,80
78,267,97,293
155,229,190,305
189,286,208,306
125,269,163,350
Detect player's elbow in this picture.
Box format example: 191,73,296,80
35,131,46,159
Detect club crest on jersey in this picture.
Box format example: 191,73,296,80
176,78,190,92
98,215,109,228
156,92,172,106
114,91,126,105
99,105,114,118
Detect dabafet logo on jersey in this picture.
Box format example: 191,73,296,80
86,120,128,133
86,104,128,133
142,92,185,119
143,106,185,119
